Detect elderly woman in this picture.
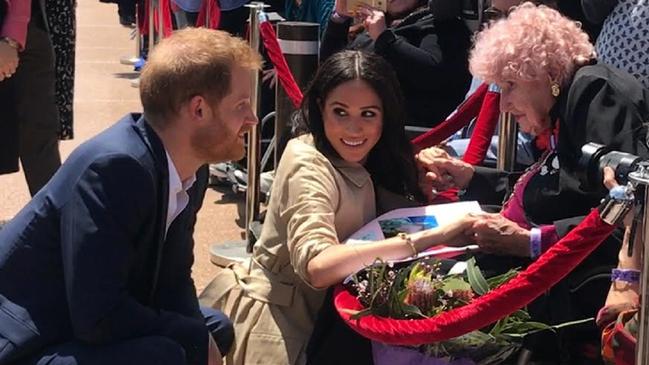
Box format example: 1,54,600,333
419,2,649,361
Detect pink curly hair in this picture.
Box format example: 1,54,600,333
469,2,595,86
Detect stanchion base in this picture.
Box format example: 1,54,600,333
120,56,143,65
209,241,251,267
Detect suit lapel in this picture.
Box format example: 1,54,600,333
133,115,170,303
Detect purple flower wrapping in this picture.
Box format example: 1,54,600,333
372,342,477,365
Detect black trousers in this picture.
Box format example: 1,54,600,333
15,307,234,365
0,20,61,196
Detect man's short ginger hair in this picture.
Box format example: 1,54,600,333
139,28,262,127
470,2,594,86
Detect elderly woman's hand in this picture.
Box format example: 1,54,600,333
471,213,530,257
0,41,19,81
416,147,475,193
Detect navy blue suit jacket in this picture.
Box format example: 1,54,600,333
0,114,210,364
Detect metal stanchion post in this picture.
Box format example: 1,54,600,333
631,166,649,365
244,2,267,252
205,0,211,27
120,12,142,65
157,0,164,43
149,0,156,52
496,112,518,172
131,0,157,88
274,22,319,166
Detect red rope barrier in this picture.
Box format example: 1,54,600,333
411,83,489,151
462,88,501,165
196,0,221,29
139,0,173,38
335,209,615,345
259,21,304,108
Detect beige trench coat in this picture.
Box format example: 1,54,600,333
200,136,377,365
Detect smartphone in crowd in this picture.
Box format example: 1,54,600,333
346,0,388,14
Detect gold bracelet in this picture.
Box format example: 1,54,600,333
397,232,417,257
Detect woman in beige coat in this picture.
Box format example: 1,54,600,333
200,51,477,365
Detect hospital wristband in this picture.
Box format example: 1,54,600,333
529,228,542,259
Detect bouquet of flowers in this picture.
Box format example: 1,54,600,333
347,258,553,365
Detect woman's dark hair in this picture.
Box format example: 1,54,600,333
294,50,425,203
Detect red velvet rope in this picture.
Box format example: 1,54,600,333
335,209,615,345
462,89,501,166
259,21,304,108
139,0,173,37
411,83,488,151
196,0,221,29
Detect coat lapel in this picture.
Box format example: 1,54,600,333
133,114,170,303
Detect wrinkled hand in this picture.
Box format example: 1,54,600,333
358,6,387,40
0,42,19,81
416,147,475,193
471,213,530,257
262,67,277,89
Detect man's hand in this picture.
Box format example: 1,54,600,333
358,6,387,40
416,147,475,194
471,213,530,257
0,41,19,81
207,334,223,365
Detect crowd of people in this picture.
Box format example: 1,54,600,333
1,0,649,364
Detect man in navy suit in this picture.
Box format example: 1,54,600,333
0,28,261,365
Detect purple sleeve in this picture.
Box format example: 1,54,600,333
540,224,560,252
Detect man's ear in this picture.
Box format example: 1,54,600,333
188,95,206,120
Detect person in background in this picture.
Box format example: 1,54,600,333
320,0,472,128
218,0,250,37
172,0,202,28
582,0,649,89
0,0,62,197
200,50,477,365
596,167,641,365
285,0,334,32
0,28,255,365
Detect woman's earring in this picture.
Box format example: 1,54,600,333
551,83,560,97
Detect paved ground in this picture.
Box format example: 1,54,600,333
0,0,248,292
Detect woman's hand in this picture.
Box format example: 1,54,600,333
471,213,530,257
439,214,479,247
358,6,387,40
411,215,477,252
416,147,475,192
0,42,19,81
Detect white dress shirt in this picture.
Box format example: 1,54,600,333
165,151,196,235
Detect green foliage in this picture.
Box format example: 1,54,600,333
348,257,557,363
